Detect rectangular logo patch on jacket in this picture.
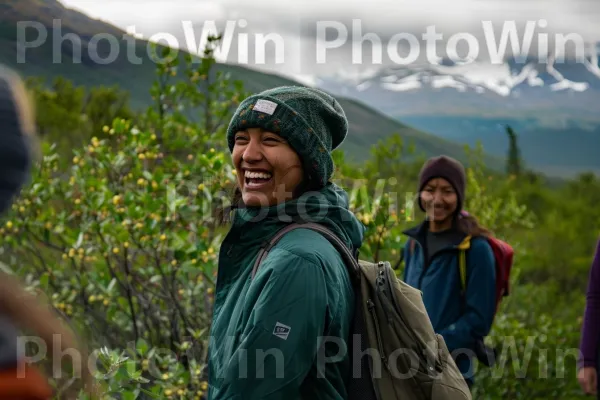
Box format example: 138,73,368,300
273,322,291,340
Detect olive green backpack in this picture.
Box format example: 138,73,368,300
252,222,472,400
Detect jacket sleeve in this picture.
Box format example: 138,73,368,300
438,239,496,354
215,249,329,399
579,238,600,368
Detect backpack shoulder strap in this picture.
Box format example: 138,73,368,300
457,235,472,296
251,222,361,283
458,248,467,295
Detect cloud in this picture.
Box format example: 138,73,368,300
60,0,226,38
59,0,600,81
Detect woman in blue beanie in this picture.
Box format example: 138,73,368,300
206,86,366,399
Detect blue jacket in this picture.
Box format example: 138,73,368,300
402,222,496,384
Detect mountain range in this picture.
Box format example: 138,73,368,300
314,53,600,177
2,0,599,178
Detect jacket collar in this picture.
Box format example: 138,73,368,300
224,182,366,250
402,218,472,250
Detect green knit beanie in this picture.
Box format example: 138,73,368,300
226,86,348,187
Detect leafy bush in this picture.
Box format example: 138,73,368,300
1,36,245,399
472,283,586,399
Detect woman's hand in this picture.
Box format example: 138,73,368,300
578,366,597,395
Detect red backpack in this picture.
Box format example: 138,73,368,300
483,236,514,314
457,235,514,367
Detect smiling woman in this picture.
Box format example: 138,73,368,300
206,86,366,400
402,155,496,390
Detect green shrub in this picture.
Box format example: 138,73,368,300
0,35,245,399
472,283,586,399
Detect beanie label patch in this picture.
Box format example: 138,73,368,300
253,99,277,115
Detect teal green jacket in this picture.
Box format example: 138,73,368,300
207,182,366,400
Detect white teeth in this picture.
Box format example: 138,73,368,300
245,171,272,179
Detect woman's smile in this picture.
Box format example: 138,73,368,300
244,169,274,190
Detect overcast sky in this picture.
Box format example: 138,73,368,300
59,0,600,84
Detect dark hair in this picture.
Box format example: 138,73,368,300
212,185,242,226
455,212,493,238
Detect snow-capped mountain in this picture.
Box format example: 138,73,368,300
315,51,600,117
311,50,600,177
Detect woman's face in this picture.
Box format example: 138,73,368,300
232,127,304,207
420,177,458,222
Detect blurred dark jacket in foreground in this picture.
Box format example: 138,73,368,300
0,65,96,399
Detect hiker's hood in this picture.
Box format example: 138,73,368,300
230,181,366,250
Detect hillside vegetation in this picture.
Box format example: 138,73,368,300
401,115,600,177
0,34,598,399
0,0,505,170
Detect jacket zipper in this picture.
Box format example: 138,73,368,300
414,239,429,289
377,262,394,324
367,299,388,370
367,299,385,400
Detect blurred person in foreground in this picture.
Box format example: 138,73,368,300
0,65,96,399
578,238,600,397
